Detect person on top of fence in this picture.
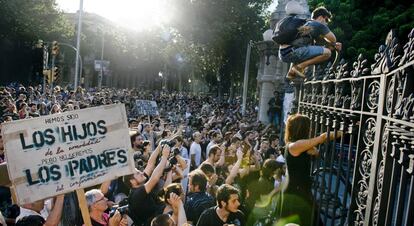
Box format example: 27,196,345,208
273,2,342,80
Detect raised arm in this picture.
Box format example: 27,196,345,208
225,149,243,185
144,143,162,176
288,131,342,157
144,145,170,193
324,32,337,44
44,195,64,226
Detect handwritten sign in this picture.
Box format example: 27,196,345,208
2,104,135,205
134,100,159,116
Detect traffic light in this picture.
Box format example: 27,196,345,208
52,66,60,83
51,41,59,56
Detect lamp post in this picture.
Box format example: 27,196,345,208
74,0,83,89
98,33,105,89
158,71,163,90
242,40,253,116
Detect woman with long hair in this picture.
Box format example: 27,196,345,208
50,103,62,114
38,102,48,116
277,114,341,226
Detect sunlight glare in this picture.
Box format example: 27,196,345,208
57,0,172,31
104,0,171,31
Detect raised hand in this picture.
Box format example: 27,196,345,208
236,149,244,160
162,145,171,158
167,192,182,210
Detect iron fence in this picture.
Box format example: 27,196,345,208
295,28,414,226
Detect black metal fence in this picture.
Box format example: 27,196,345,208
296,29,414,226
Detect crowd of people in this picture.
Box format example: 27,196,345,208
0,4,345,225
0,82,288,225
0,81,342,226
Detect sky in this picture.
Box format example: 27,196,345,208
56,0,278,31
56,0,173,31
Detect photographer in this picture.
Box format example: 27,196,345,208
126,144,170,226
84,189,127,226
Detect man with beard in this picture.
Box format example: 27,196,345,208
196,184,245,226
206,131,222,157
131,132,144,152
185,170,215,224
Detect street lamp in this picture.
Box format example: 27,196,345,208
158,71,164,90
242,40,253,116
98,31,105,90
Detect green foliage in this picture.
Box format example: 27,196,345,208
165,0,272,92
0,0,74,41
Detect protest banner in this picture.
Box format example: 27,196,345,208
134,100,159,116
2,104,135,205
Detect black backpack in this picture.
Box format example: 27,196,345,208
272,15,307,45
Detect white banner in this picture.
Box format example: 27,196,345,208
94,60,110,71
2,104,134,205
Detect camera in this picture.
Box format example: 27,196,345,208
163,147,181,172
133,152,146,170
109,205,129,217
159,139,176,148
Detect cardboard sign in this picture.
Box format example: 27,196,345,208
2,104,135,205
134,100,159,116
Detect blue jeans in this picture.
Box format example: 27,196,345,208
279,45,324,64
269,111,280,128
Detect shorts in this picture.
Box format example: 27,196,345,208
279,45,324,64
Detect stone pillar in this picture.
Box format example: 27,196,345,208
255,37,279,123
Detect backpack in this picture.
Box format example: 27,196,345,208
272,15,307,45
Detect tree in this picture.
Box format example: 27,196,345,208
163,0,272,95
0,0,74,84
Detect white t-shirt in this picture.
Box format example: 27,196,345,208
16,208,45,222
16,199,52,222
190,142,202,168
206,140,216,157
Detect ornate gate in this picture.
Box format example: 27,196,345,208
296,29,414,226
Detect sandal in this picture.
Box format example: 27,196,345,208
286,68,296,80
291,66,306,78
